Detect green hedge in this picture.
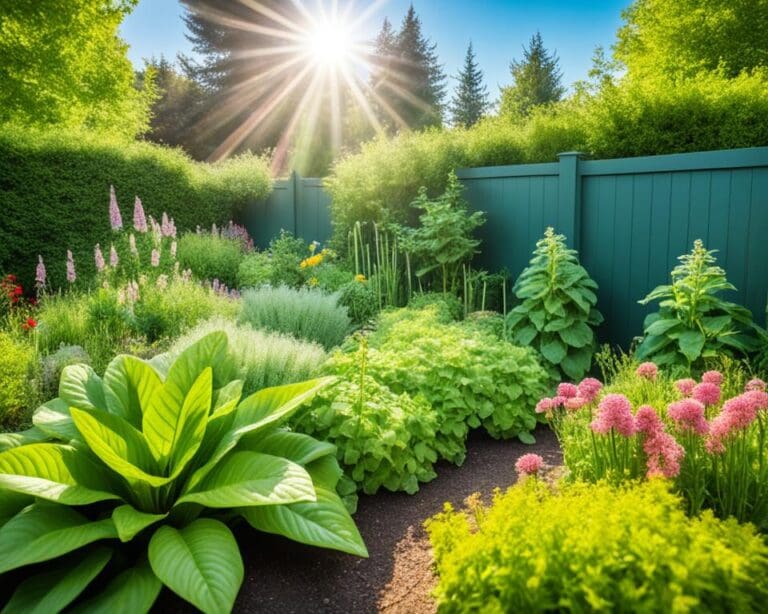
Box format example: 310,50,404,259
0,125,273,289
327,71,768,242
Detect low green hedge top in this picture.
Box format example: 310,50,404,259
0,125,272,290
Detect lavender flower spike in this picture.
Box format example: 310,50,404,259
109,185,123,230
35,255,46,287
133,196,148,233
66,250,77,283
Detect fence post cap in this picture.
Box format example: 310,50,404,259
557,151,585,159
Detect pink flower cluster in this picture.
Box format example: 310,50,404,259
515,453,544,476
535,378,603,416
706,390,768,454
635,405,684,478
636,362,658,380
676,371,722,406
590,394,636,436
133,197,147,233
109,185,123,231
746,379,766,392
35,255,46,288
667,398,709,434
66,250,76,283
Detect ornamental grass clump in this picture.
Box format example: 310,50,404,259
506,227,603,382
0,332,366,613
541,357,768,527
426,480,768,613
636,240,762,369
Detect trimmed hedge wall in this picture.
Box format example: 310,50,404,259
0,126,272,289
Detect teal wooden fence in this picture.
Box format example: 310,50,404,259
243,147,768,346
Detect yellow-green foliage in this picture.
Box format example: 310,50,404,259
426,480,768,613
0,332,34,428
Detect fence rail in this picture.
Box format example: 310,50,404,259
242,146,768,346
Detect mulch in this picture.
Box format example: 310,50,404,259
161,426,562,614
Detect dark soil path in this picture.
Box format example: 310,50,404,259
166,426,562,614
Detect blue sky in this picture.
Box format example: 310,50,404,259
120,0,629,97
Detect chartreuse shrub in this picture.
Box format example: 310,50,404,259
0,332,36,429
0,125,272,291
294,338,458,498
506,228,603,381
636,240,761,370
239,286,350,350
168,317,326,396
339,307,549,457
426,480,768,614
0,332,366,613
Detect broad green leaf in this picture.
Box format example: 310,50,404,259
240,486,368,557
32,399,80,442
186,378,333,491
165,331,231,391
702,314,734,336
70,559,161,614
0,426,48,452
143,367,212,472
543,317,573,332
558,321,593,348
112,505,167,542
0,503,116,574
563,287,590,313
645,317,682,336
148,519,243,614
512,325,537,346
2,546,112,614
305,455,344,490
678,330,706,362
517,431,536,444
102,355,163,428
70,408,167,487
178,451,316,508
0,490,32,527
0,444,120,505
241,429,336,466
635,334,673,359
561,348,593,380
540,336,567,365
58,364,106,412
211,379,244,419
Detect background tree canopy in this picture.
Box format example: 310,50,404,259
0,0,154,138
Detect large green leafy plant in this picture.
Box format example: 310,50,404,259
506,227,603,381
636,240,761,368
294,338,455,499
0,333,366,613
403,172,486,294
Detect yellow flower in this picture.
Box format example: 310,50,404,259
355,274,366,282
300,254,323,269
308,276,319,287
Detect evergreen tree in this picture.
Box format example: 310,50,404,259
369,17,400,133
449,42,489,127
500,32,565,117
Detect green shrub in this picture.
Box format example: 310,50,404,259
506,227,603,381
267,231,306,288
408,292,464,322
168,317,326,396
338,279,378,326
338,308,549,457
426,480,768,614
0,333,366,612
312,262,354,293
461,312,506,340
238,251,273,288
0,332,35,429
239,286,350,350
0,125,272,291
295,340,448,496
176,232,244,287
636,240,761,369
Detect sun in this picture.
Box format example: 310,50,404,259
304,18,353,67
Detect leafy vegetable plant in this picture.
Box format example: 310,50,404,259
0,332,366,613
506,227,603,381
295,338,446,497
636,240,761,368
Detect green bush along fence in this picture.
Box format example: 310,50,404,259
243,147,768,346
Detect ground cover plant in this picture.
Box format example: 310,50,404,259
538,356,768,528
294,337,457,499
0,332,366,613
636,240,762,370
176,227,249,289
426,479,768,613
506,227,603,382
239,286,351,350
333,307,549,459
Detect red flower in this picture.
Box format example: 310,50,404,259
6,274,16,282
21,317,37,331
13,285,22,295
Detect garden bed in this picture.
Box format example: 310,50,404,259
161,427,561,614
